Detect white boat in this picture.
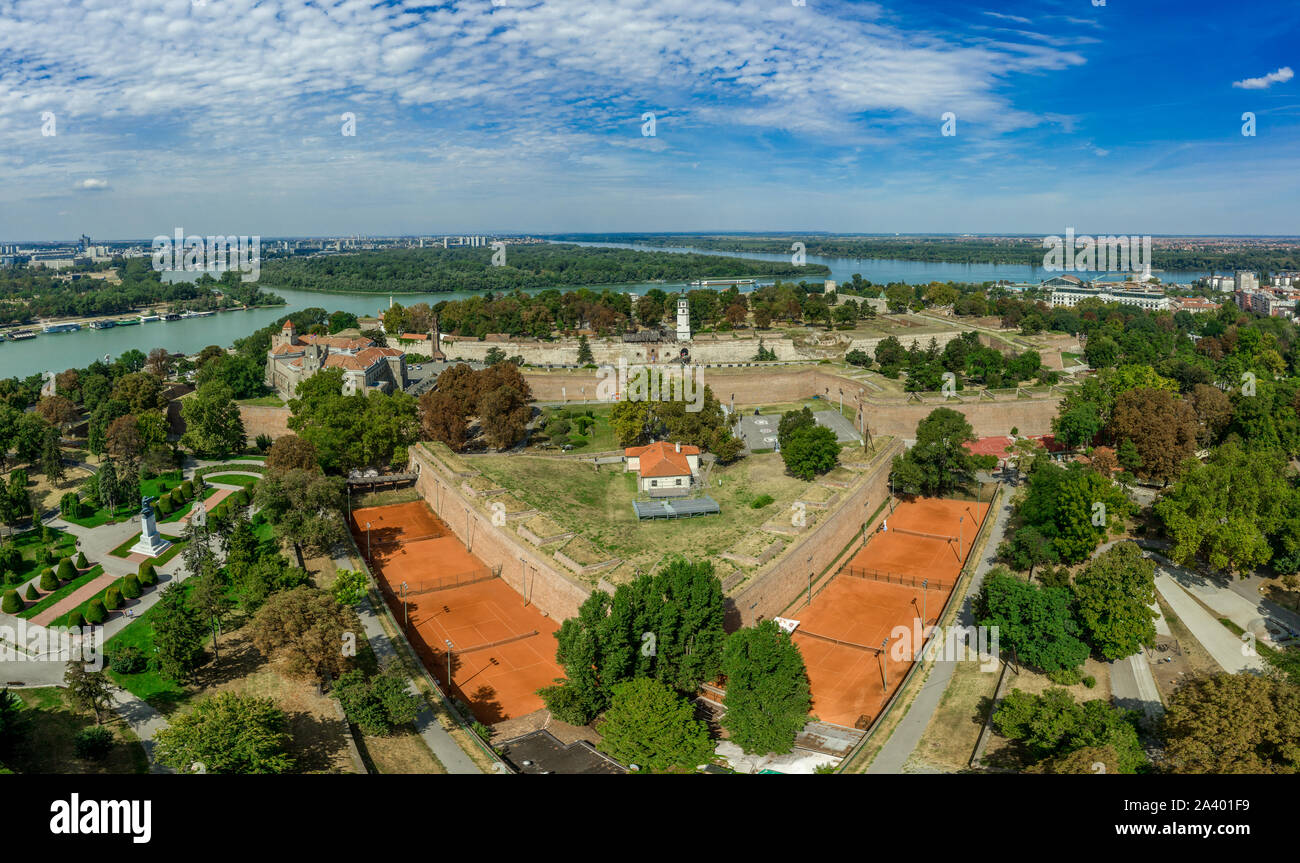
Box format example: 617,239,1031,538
139,314,161,322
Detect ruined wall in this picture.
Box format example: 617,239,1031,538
410,445,591,623
726,440,901,628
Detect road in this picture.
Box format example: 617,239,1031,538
866,476,1012,774
1154,572,1266,674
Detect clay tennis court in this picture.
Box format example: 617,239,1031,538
789,496,990,728
351,502,562,725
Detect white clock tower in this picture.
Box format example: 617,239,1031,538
676,298,691,342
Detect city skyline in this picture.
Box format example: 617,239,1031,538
2,0,1297,238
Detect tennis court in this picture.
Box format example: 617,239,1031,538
789,496,990,728
351,502,562,725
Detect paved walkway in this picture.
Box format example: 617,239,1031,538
1109,649,1164,721
30,570,119,626
1154,572,1266,674
866,479,1013,774
332,550,483,774
108,686,174,773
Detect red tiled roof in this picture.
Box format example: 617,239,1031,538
965,436,1013,458
399,333,429,341
281,320,294,329
625,441,699,478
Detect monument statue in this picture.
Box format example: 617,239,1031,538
130,494,171,558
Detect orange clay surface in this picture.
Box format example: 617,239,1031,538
790,497,990,728
351,502,562,725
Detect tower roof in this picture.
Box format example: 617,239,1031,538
281,319,295,330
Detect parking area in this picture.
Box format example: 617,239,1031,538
736,409,861,453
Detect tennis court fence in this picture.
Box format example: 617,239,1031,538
841,567,952,591
378,565,499,597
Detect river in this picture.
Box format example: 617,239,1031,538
0,243,1210,379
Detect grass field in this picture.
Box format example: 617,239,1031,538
203,473,260,487
109,531,184,560
908,659,1000,772
475,450,835,583
235,395,286,407
158,485,221,523
63,473,187,528
9,688,149,774
6,526,77,582
535,404,620,452
105,585,191,707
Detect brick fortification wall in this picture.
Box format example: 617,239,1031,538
524,367,1063,437
726,439,902,628
410,445,591,623
238,405,293,441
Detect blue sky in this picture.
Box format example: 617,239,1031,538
0,0,1296,239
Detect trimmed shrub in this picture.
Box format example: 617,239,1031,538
24,584,38,601
75,551,88,569
181,480,194,498
84,599,107,624
111,645,147,674
57,559,75,582
1,590,22,613
233,489,249,506
39,568,58,591
43,548,57,565
104,586,123,611
0,544,21,572
67,610,85,628
154,497,172,517
74,726,114,761
1,571,16,586
122,574,142,600
139,562,157,586
157,480,169,494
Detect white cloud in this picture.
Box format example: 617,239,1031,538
77,178,110,190
1232,67,1294,90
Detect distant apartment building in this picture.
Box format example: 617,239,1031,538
1172,297,1221,314
1235,288,1297,319
1234,271,1259,291
265,319,407,399
1046,275,1171,311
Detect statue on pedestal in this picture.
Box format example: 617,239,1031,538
130,495,172,558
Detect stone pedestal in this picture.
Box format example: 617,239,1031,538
129,497,171,558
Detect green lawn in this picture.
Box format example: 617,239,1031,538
235,396,285,407
105,582,195,708
7,688,149,774
18,565,103,619
538,405,619,452
6,526,77,582
202,473,260,487
62,472,186,528
157,485,220,523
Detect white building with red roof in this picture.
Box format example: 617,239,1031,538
624,441,701,497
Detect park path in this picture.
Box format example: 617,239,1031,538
331,549,484,774
866,478,1013,774
1154,572,1266,674
1109,650,1164,722
108,686,174,773
30,570,120,626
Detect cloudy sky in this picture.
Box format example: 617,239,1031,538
1,0,1297,240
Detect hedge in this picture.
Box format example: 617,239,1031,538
1,590,21,613
122,574,142,600
85,599,107,624
154,497,173,517
75,551,88,570
139,562,157,586
104,586,123,611
68,610,85,628
24,584,38,601
39,569,58,591
181,480,194,498
57,559,75,582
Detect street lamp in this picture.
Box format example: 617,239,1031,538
881,638,889,690
921,579,929,641
444,639,454,695
366,521,372,561
400,581,409,629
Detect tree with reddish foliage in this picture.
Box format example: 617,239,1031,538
264,434,320,475
1108,387,1198,485
418,391,469,451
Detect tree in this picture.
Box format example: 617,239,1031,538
0,687,30,758
333,668,421,735
1161,672,1300,774
145,347,174,378
1108,387,1198,484
994,687,1147,773
1017,461,1128,564
152,583,208,681
418,391,470,451
721,621,810,755
253,469,346,556
776,407,816,451
595,677,713,772
332,569,368,607
541,559,725,724
111,371,168,413
190,568,233,663
999,525,1059,580
976,568,1089,676
576,334,594,364
63,663,113,725
154,693,294,774
251,587,360,684
1154,442,1295,575
1188,383,1232,447
264,435,320,475
478,384,531,451
40,426,65,483
105,414,144,468
181,382,246,458
781,425,840,480
35,395,78,431
1072,543,1157,660
890,407,977,497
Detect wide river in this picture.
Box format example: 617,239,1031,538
0,241,1210,379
